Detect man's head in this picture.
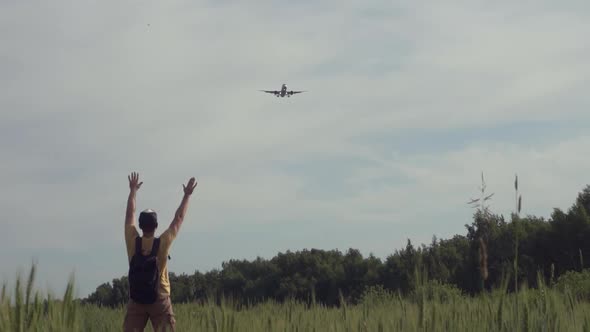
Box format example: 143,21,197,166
139,209,158,234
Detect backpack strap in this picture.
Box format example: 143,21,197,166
135,236,142,255
150,237,161,257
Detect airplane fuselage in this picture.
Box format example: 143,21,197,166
280,84,287,97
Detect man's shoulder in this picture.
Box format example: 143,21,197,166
159,227,177,243
125,224,139,241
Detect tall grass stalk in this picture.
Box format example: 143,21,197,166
0,262,79,332
514,238,520,328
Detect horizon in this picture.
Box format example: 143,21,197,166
2,0,590,299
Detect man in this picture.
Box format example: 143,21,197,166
123,172,197,332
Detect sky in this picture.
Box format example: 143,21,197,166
1,0,590,299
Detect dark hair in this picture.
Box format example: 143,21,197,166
139,209,158,232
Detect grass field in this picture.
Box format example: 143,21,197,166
3,264,590,331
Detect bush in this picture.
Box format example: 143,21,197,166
554,269,590,300
412,279,464,303
358,285,397,306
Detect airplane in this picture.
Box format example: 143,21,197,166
260,84,306,97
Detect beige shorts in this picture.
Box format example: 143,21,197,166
123,295,176,332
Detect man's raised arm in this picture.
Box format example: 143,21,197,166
125,172,143,226
169,177,197,235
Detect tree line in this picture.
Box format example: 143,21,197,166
84,178,590,307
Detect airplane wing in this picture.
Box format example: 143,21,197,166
260,90,279,95
288,90,306,95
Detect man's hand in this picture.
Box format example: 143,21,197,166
182,177,197,196
128,172,143,192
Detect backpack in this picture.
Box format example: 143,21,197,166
128,236,160,304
